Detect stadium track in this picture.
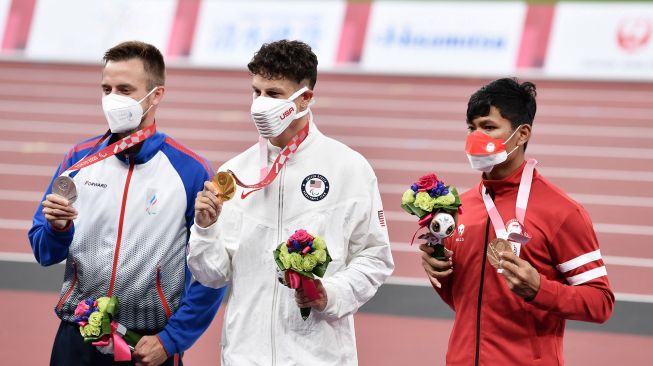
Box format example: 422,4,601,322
1,61,651,365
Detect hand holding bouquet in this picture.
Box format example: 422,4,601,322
274,229,332,320
74,296,142,361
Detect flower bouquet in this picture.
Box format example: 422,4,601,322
74,296,142,361
274,229,332,320
401,173,462,260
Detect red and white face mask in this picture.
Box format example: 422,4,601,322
465,126,522,173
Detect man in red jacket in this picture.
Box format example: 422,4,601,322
421,78,614,365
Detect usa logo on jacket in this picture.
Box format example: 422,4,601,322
301,174,329,201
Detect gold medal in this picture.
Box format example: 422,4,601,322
487,238,513,269
212,171,236,201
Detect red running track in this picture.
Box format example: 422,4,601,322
0,61,652,364
3,290,653,365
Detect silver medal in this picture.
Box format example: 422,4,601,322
52,176,77,204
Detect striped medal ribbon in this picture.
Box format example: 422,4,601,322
481,158,538,256
52,124,157,203
230,120,310,200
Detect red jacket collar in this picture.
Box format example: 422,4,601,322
478,160,538,197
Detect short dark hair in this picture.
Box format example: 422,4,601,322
247,40,318,89
103,41,166,88
466,78,537,129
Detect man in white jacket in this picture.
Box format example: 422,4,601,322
187,40,394,365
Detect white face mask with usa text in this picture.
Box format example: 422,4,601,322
250,87,312,138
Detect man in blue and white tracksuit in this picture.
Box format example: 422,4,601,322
28,41,225,366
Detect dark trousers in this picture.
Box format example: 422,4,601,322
50,321,182,366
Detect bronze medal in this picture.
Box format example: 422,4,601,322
52,176,78,204
487,238,513,269
212,171,236,201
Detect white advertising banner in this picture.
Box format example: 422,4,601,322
546,3,653,80
360,1,527,76
26,0,177,62
191,0,345,69
0,0,10,44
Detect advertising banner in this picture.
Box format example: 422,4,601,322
360,1,527,76
26,0,176,61
190,0,346,69
546,3,653,80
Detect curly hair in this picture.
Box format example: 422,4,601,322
466,78,537,129
247,40,318,89
103,41,166,88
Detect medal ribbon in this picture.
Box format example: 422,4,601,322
230,120,310,199
61,124,157,176
481,159,538,239
258,136,268,180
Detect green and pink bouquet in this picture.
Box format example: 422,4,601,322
401,173,462,259
74,296,142,361
274,229,332,320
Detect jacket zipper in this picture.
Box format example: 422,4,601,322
56,260,77,312
156,265,172,318
271,167,286,366
108,157,135,297
474,216,492,366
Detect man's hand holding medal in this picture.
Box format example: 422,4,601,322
481,159,541,300
42,192,78,230
194,171,236,228
194,123,310,227
487,238,541,300
45,124,157,230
